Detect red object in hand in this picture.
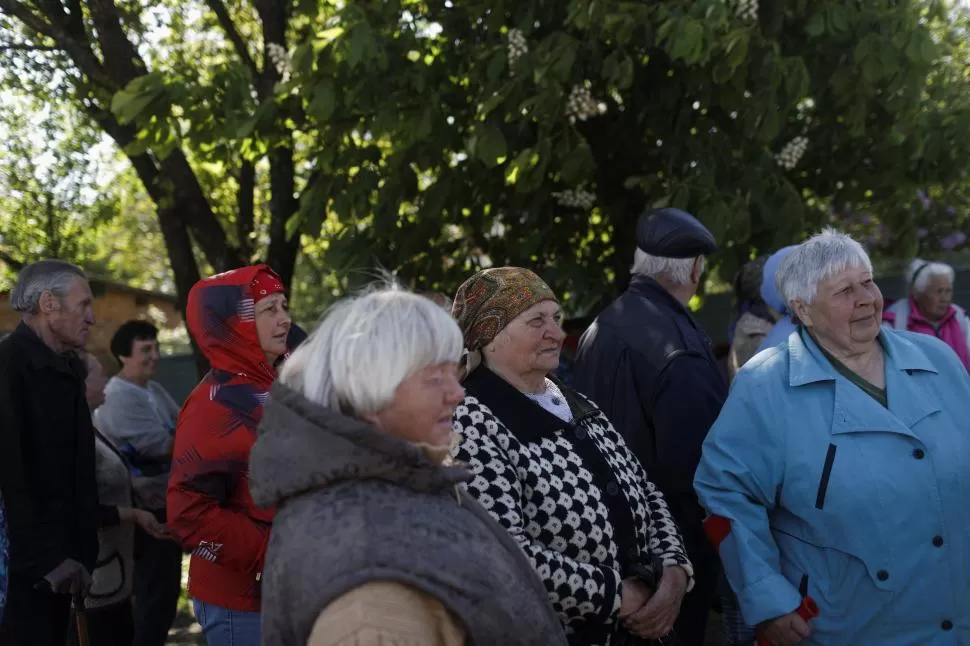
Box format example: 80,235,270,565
755,597,819,646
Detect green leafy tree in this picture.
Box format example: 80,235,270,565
275,0,970,311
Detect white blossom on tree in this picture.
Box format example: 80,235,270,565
565,85,607,123
507,29,528,70
734,0,759,21
267,43,292,82
552,189,596,210
775,136,808,170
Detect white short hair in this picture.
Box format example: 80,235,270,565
907,258,954,293
777,228,873,306
278,283,464,417
11,260,87,314
631,249,702,285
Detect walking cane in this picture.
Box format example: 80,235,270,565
71,591,90,646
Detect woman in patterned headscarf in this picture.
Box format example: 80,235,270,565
451,267,693,646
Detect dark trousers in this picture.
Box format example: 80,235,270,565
673,555,719,646
0,579,72,646
87,598,134,646
131,510,183,646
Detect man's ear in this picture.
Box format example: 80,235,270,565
39,290,59,314
691,257,705,285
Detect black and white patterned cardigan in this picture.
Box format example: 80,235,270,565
452,366,693,645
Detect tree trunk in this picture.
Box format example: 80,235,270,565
256,0,301,291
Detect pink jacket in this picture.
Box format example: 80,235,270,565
883,298,970,371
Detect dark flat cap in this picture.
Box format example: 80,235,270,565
636,207,717,258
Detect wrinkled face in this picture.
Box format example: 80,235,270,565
84,355,107,410
121,337,160,382
255,293,291,363
43,277,96,350
486,300,566,379
371,362,465,448
794,265,883,355
915,274,952,322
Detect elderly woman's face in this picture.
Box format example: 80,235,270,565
486,300,565,379
797,266,883,353
915,274,953,322
371,362,465,448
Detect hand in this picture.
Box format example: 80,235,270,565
623,566,688,639
618,578,653,620
122,508,173,540
758,612,812,646
42,559,91,595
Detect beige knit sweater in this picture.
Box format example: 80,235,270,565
307,581,466,646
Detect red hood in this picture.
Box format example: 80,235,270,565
186,264,281,388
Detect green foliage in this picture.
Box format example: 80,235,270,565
267,0,970,311
0,93,173,291
2,0,970,321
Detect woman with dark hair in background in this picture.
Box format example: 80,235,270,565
727,256,774,381
82,352,171,646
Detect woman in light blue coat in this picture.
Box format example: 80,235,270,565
695,229,970,646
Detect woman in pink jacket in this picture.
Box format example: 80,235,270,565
883,258,970,370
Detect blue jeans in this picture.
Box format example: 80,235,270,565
192,599,261,646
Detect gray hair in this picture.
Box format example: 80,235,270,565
10,260,87,314
777,228,873,306
278,282,464,417
907,258,954,293
631,249,702,285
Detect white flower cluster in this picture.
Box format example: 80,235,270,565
565,85,607,123
507,29,528,69
775,136,808,170
267,43,291,82
734,0,758,21
552,189,596,210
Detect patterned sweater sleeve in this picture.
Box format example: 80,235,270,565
452,399,623,630
639,476,695,590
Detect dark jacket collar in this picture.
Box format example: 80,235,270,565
628,275,708,336
12,321,83,376
462,365,597,443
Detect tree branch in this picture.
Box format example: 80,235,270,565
86,0,146,84
204,0,260,82
0,250,26,271
0,0,118,90
0,43,58,51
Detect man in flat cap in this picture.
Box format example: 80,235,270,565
574,207,727,645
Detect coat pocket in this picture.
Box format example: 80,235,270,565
814,444,837,510
774,528,894,631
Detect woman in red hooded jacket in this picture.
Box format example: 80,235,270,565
167,265,291,646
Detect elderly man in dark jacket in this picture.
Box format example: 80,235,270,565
574,208,727,646
0,260,99,646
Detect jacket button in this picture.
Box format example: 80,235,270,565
933,535,944,547
912,448,926,459
942,620,953,631
606,482,620,496
574,428,587,440
877,570,889,581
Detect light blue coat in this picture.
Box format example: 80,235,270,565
695,328,970,645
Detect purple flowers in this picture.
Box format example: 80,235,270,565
940,231,967,251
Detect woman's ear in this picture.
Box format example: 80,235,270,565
792,299,813,327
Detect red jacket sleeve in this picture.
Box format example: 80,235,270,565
166,394,270,573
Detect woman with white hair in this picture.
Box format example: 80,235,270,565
694,229,970,645
248,284,567,646
883,258,970,370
